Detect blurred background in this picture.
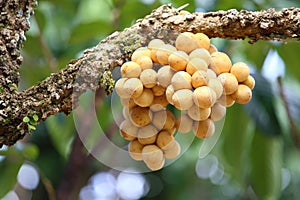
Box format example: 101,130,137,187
1,0,300,199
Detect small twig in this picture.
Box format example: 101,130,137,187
277,77,300,150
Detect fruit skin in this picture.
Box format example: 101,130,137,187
175,114,193,134
142,145,165,171
242,75,255,90
231,84,252,104
133,88,154,107
193,86,216,109
218,72,239,95
152,85,165,96
115,78,128,98
175,32,199,54
218,94,235,107
208,44,218,54
230,62,250,82
193,119,215,139
157,65,175,88
130,106,152,127
186,58,208,75
140,69,157,88
207,77,223,99
121,61,142,78
156,44,177,65
168,51,189,71
210,103,226,121
129,140,144,161
152,110,175,131
156,131,174,149
210,52,232,75
171,71,192,91
123,78,144,98
150,94,169,112
119,119,138,140
131,47,151,62
138,124,158,145
163,140,181,159
189,48,211,65
194,33,210,50
191,70,207,88
166,85,175,105
172,89,194,110
136,56,153,71
187,104,211,121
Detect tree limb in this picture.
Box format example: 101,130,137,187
1,2,300,146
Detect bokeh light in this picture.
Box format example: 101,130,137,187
17,163,40,190
2,191,19,200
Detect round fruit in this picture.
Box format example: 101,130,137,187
157,65,175,88
175,114,194,134
121,61,141,78
148,39,165,63
191,70,207,88
210,52,232,75
156,131,174,149
140,69,157,88
136,56,153,70
175,32,199,54
133,88,154,107
171,71,192,90
130,106,152,127
138,124,158,145
231,84,252,104
230,62,250,82
186,58,208,75
172,89,194,110
119,119,138,140
115,78,128,98
208,44,218,54
210,103,226,121
156,44,177,65
187,104,211,121
152,85,166,96
163,140,181,159
131,47,151,62
120,98,136,109
189,48,211,65
194,33,210,50
142,145,165,171
128,140,144,161
218,94,235,107
123,78,144,98
193,119,215,139
242,75,255,90
150,94,169,112
193,86,216,109
168,51,189,71
207,78,223,99
218,73,238,95
166,85,175,105
206,69,217,79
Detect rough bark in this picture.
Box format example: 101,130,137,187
0,2,300,146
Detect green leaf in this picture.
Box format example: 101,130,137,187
23,116,30,123
28,124,36,131
33,114,39,122
20,144,39,160
250,131,283,200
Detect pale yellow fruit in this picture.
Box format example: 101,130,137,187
168,51,189,71
133,88,154,107
131,47,151,62
171,71,192,90
142,145,165,171
218,94,235,107
150,94,169,112
210,103,226,121
242,75,255,90
119,119,138,140
140,69,157,88
166,85,175,105
136,56,153,70
157,65,175,88
230,62,250,82
163,110,175,130
193,119,215,139
138,124,158,145
123,78,143,98
207,78,223,99
175,32,198,54
189,48,211,65
152,85,166,96
121,61,141,78
130,106,152,127
179,10,191,15
187,104,211,121
122,106,130,119
210,52,232,75
156,131,174,149
218,73,238,95
115,78,128,98
148,39,165,64
193,86,216,109
194,33,210,50
206,69,217,79
175,114,194,134
186,58,208,75
172,89,194,110
152,110,175,131
208,44,218,54
128,140,144,161
191,70,207,88
156,44,177,65
120,98,136,109
231,84,252,104
163,140,181,159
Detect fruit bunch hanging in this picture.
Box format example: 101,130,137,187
115,32,255,171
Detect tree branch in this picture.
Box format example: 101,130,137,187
1,2,300,146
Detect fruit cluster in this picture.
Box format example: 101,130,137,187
115,32,255,171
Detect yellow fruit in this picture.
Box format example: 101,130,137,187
218,94,235,107
136,56,153,70
206,69,217,79
133,88,154,107
210,103,226,121
191,70,207,88
193,86,216,109
119,119,138,140
207,78,223,99
231,84,252,104
163,140,181,159
115,78,128,98
131,47,151,62
208,44,218,54
186,58,208,75
120,98,136,109
148,39,165,64
142,145,165,171
172,89,194,110
157,65,175,88
156,44,177,65
123,78,144,98
138,124,158,145
130,106,152,127
150,94,169,112
171,71,192,90
194,33,210,50
121,61,141,78
189,48,211,65
156,131,174,149
218,72,238,95
168,51,189,71
152,85,166,96
175,32,199,54
187,104,211,121
242,75,255,90
230,62,250,82
140,69,157,88
128,140,144,161
210,52,232,75
193,119,215,139
122,106,131,119
166,85,175,105
175,114,194,134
